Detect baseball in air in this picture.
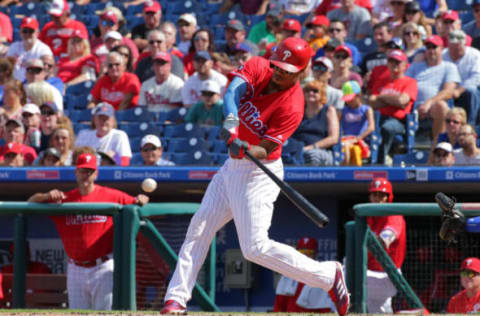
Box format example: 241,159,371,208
141,178,157,193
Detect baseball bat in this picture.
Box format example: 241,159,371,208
245,150,329,228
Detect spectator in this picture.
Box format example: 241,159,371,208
431,141,455,166
89,52,141,110
138,52,184,112
397,1,431,40
183,29,216,76
433,107,467,150
292,80,340,166
311,56,345,113
161,21,184,59
0,79,26,137
185,80,224,126
38,147,62,166
182,51,227,108
447,257,480,313
140,134,174,166
1,142,24,167
231,43,253,68
38,101,62,152
405,35,460,141
39,0,88,58
75,102,132,166
177,14,198,56
282,0,324,15
27,152,148,310
339,81,375,166
131,1,162,53
366,177,406,313
6,17,53,82
313,20,361,66
463,0,480,49
135,30,185,82
95,31,123,73
366,50,417,165
281,19,302,39
21,103,42,151
330,45,363,89
443,30,480,126
219,20,259,60
0,57,13,104
219,0,269,15
247,7,283,51
111,45,134,73
453,123,480,165
385,0,408,32
97,151,116,166
42,125,75,165
24,59,64,111
0,119,37,164
41,54,65,94
305,15,331,52
0,11,12,44
327,0,372,41
439,10,472,47
359,22,393,76
401,22,425,62
57,29,99,86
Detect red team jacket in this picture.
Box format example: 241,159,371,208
447,289,480,313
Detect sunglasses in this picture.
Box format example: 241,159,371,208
145,11,156,16
461,270,479,278
194,37,209,42
118,51,130,58
434,150,449,158
446,118,461,124
22,112,34,118
21,28,35,34
77,168,96,176
385,43,401,49
390,1,405,5
201,91,216,97
443,20,455,24
178,21,190,27
153,60,168,66
44,63,54,69
312,64,328,72
324,46,336,52
27,67,43,74
449,35,465,41
142,146,157,152
108,63,121,68
404,31,419,36
328,28,343,33
149,40,163,45
101,19,115,27
41,110,55,116
305,88,320,93
334,54,349,60
405,10,419,14
425,44,437,50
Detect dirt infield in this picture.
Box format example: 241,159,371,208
0,312,448,316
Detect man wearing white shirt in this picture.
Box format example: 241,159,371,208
7,17,53,82
139,52,184,112
177,14,197,56
181,51,227,108
454,124,480,165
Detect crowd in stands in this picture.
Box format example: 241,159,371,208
0,0,480,167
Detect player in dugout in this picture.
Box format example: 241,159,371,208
447,257,480,313
27,151,149,310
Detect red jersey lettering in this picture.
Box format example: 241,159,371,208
39,20,88,57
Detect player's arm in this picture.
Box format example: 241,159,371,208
135,194,149,206
223,76,247,119
249,140,278,160
28,189,65,203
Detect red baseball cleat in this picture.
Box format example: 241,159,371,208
328,262,350,316
160,300,187,315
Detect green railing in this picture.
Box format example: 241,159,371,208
1,202,219,311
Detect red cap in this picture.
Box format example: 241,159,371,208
442,10,459,21
297,237,318,251
307,15,330,27
144,0,161,13
153,52,172,63
425,35,443,47
334,45,352,57
369,177,393,202
20,17,39,30
270,37,312,73
76,153,97,170
282,18,301,32
4,142,22,155
72,29,88,40
388,49,407,62
100,10,118,24
462,257,480,273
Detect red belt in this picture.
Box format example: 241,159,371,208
70,255,111,268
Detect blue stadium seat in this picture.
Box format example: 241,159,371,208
205,2,222,14
65,94,91,110
393,150,429,166
70,109,92,123
214,153,229,165
84,2,108,15
127,16,145,29
80,15,100,29
10,2,47,16
130,136,142,152
69,3,85,16
207,126,221,141
282,138,304,165
171,150,215,165
73,122,91,134
210,13,230,27
460,12,475,24
164,123,207,138
130,152,144,165
66,81,95,96
350,37,377,56
125,3,144,16
115,107,155,122
446,0,471,11
166,107,188,124
166,1,202,15
118,122,163,137
165,137,212,153
212,140,227,153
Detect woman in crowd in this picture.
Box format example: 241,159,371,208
25,81,64,112
401,22,425,62
292,80,340,166
0,57,13,104
111,44,134,72
47,124,75,165
183,28,216,76
0,79,26,138
397,1,432,40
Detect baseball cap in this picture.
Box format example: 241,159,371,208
194,50,211,61
153,52,172,63
48,0,69,17
325,37,341,49
22,103,40,115
405,1,421,12
306,15,330,27
100,10,118,24
40,101,59,113
97,151,116,165
270,37,312,73
341,80,361,101
26,59,44,69
388,49,407,62
92,102,115,117
312,56,333,72
4,142,22,155
44,147,61,160
297,237,318,251
425,35,443,47
20,17,39,30
434,142,453,154
200,80,221,94
442,10,459,21
143,0,161,13
104,31,122,41
178,13,197,26
267,6,283,17
72,29,88,40
76,153,97,170
385,37,403,49
334,45,352,57
449,30,467,43
226,19,245,31
6,119,25,132
462,257,480,273
282,18,301,32
234,42,252,53
141,134,162,148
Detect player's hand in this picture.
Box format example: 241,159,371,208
220,115,239,145
418,100,432,118
48,189,66,203
229,138,251,159
135,194,149,206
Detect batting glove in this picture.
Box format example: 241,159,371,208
230,138,251,159
219,115,239,145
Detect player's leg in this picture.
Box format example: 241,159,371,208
67,262,91,309
91,259,114,310
227,159,337,289
164,169,233,307
367,270,397,313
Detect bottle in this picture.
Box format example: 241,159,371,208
29,128,41,149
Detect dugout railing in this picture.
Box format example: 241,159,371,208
347,202,480,313
1,202,219,311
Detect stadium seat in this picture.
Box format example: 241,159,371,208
165,137,212,153
73,122,91,134
129,136,142,152
212,140,228,153
118,122,163,138
127,16,145,29
66,81,94,96
350,37,377,56
282,138,305,165
130,152,144,165
10,2,47,16
166,1,202,15
69,2,85,16
80,15,100,29
171,150,215,165
65,94,91,110
84,2,108,15
393,150,429,166
115,107,155,123
125,3,144,16
166,107,188,124
446,0,471,11
69,109,92,123
164,123,207,139
214,153,229,165
205,2,222,14
207,126,221,141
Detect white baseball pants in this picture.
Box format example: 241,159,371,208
164,158,337,307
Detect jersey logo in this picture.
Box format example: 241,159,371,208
282,50,292,61
238,101,268,137
85,155,91,162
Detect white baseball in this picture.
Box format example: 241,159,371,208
141,178,157,193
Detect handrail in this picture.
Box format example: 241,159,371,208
0,202,123,215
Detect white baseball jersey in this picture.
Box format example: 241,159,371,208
139,73,184,112
181,70,227,107
75,128,132,164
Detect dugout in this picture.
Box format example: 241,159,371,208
0,165,477,312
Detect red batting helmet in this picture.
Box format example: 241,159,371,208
368,177,393,202
297,237,318,251
270,37,312,73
